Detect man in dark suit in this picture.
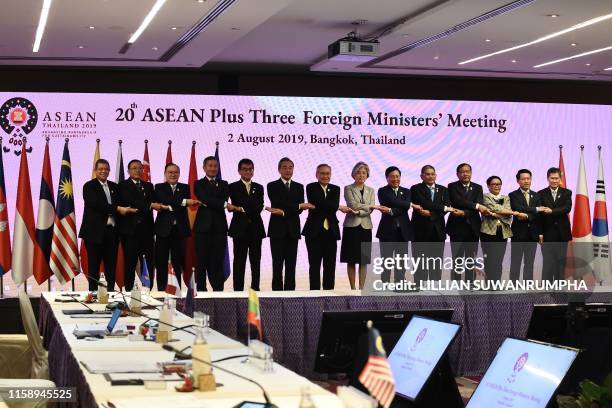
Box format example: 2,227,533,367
302,164,351,290
509,169,544,281
228,159,265,291
194,156,238,291
376,166,415,284
79,159,136,291
538,167,573,282
411,165,456,284
266,157,314,291
118,159,158,290
154,163,200,291
447,163,491,281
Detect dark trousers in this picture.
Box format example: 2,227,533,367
450,235,479,282
195,231,227,291
480,228,507,282
122,226,155,291
305,230,337,290
85,226,118,291
155,226,185,291
270,237,299,291
380,228,408,284
509,239,537,281
412,230,445,284
232,237,262,291
542,240,568,282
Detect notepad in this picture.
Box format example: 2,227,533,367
81,360,160,374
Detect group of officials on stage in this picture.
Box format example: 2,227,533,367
79,156,572,292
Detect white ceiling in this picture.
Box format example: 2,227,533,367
2,0,612,80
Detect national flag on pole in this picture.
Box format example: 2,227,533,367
358,321,396,408
165,140,173,165
50,140,79,284
593,146,611,283
0,138,12,276
183,141,198,284
33,138,55,284
142,140,151,182
567,146,593,279
182,270,196,314
559,145,567,189
214,142,231,282
139,256,151,288
247,288,263,340
11,140,37,286
80,139,101,275
115,141,126,289
165,260,180,296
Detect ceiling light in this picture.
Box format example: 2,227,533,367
548,14,559,18
604,66,612,71
88,26,95,30
433,56,439,59
171,26,177,30
128,0,167,43
511,59,517,63
534,45,612,68
459,12,612,65
196,0,205,2
485,38,491,42
570,43,577,46
585,63,591,66
152,46,158,50
33,0,53,52
78,45,85,49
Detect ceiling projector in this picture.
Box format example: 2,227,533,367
328,33,379,62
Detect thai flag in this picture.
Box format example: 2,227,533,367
569,147,593,279
0,138,11,276
33,139,55,285
592,147,610,283
12,141,38,286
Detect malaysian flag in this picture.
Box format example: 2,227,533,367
358,321,396,408
50,140,79,284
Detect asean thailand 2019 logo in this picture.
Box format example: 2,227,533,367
0,97,37,155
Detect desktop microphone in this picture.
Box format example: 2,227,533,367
162,344,278,408
83,274,161,311
60,294,112,315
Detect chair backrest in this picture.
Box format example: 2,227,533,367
17,288,49,379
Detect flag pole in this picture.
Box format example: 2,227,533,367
0,137,3,298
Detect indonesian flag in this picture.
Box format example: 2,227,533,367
183,141,198,284
567,147,593,279
115,141,126,289
0,138,11,276
165,260,180,296
593,147,611,283
165,140,173,165
33,139,55,284
142,140,151,182
80,139,101,276
12,141,38,286
50,140,79,284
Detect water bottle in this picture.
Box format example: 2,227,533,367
98,273,108,304
192,328,211,386
130,285,141,314
299,386,316,408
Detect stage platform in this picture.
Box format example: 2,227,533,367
188,290,612,379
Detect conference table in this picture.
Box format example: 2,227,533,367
188,288,612,379
39,292,343,408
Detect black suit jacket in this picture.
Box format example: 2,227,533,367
267,179,304,239
376,185,414,241
410,183,450,242
302,182,340,240
537,187,572,242
228,180,266,240
446,181,484,239
509,189,541,241
193,178,229,233
117,178,155,236
79,179,119,244
154,182,191,238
